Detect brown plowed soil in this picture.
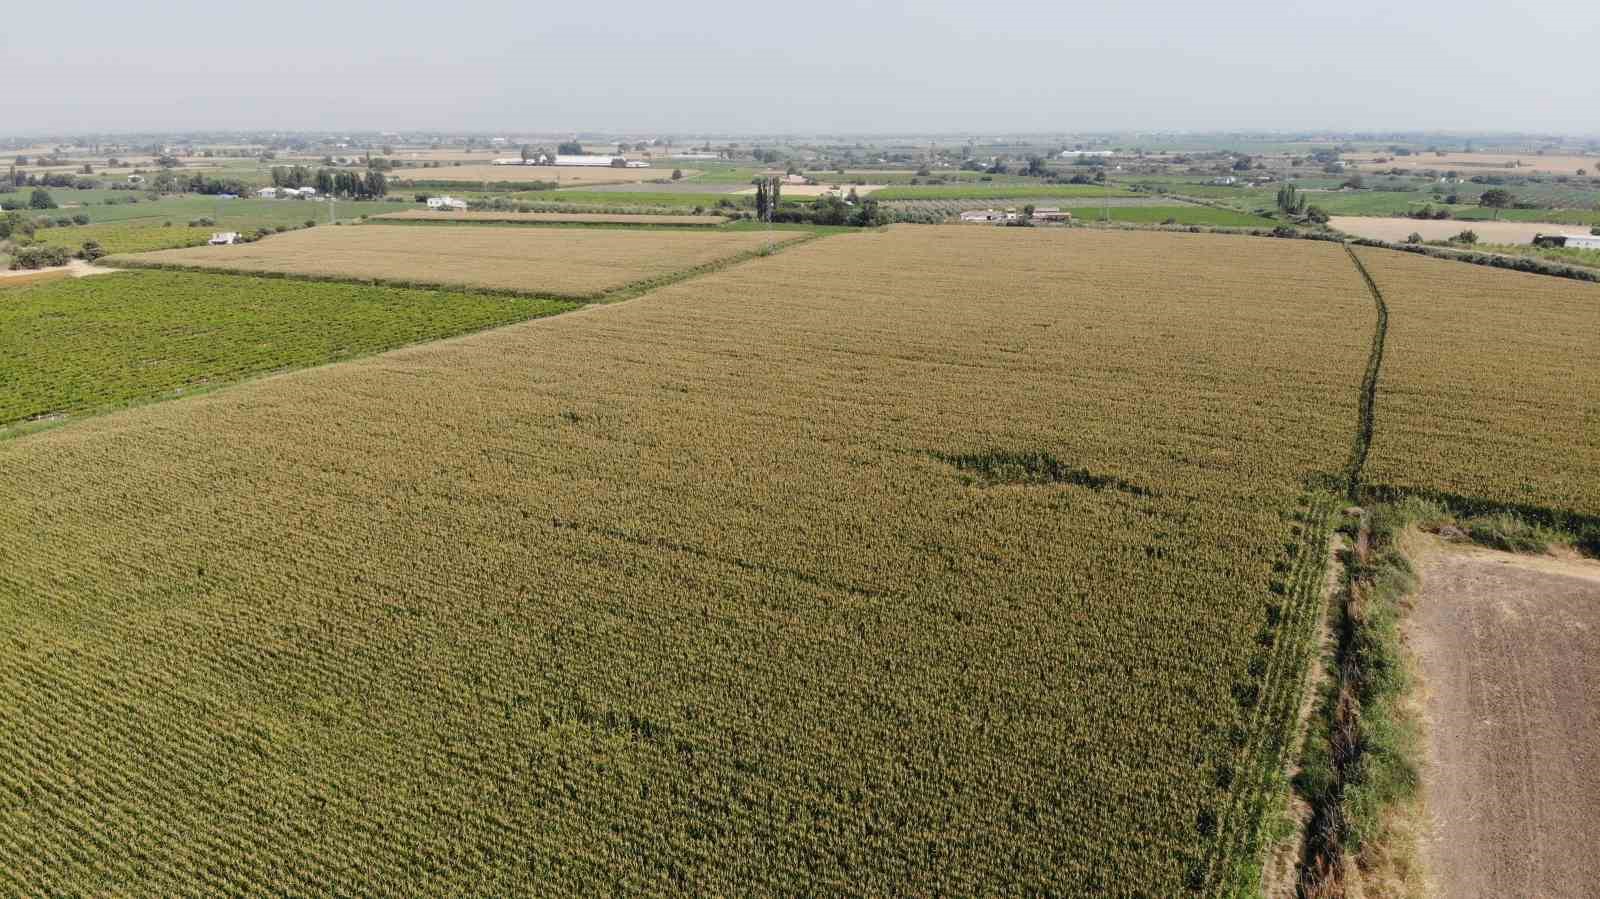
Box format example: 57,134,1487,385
1408,537,1600,898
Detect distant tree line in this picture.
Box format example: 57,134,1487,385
270,166,388,199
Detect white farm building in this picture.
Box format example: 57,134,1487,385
427,196,467,210
1562,233,1600,250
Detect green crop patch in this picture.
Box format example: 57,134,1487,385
874,183,1141,201
0,271,574,430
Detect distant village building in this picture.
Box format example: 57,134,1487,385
256,187,278,198
959,209,1008,223
427,196,467,210
209,232,240,245
1032,207,1072,222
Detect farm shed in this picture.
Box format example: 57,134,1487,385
209,232,240,245
427,196,467,210
256,187,278,199
1033,208,1072,222
554,155,622,167
1563,234,1600,250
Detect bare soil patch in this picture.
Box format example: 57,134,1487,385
1407,537,1600,899
1331,216,1586,245
0,260,120,284
1350,152,1597,176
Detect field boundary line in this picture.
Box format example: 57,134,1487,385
1340,244,1388,502
7,233,830,442
1201,492,1339,896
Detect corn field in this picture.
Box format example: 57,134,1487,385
0,227,1381,894
115,225,789,298
1353,247,1600,538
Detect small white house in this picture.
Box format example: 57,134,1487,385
256,187,278,199
209,232,240,245
427,196,467,210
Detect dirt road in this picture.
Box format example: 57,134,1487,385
1408,538,1600,898
0,259,121,280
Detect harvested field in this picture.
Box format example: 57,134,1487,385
1408,538,1600,899
0,227,1375,894
1352,247,1600,531
0,270,573,428
1332,216,1588,245
390,164,687,186
372,210,728,226
115,225,788,297
1350,151,1598,176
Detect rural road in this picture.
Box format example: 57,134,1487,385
1408,538,1600,898
0,259,121,280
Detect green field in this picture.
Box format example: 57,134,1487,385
1066,205,1277,226
0,271,574,429
28,222,216,254
874,183,1141,200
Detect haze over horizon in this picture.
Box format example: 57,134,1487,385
6,0,1599,136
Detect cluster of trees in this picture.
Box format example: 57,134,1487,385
1273,184,1329,224
753,177,782,221
557,141,584,156
1478,188,1514,218
265,166,387,198
6,167,95,189
146,171,251,196
1405,205,1453,220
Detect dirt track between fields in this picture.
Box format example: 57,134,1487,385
1408,537,1600,898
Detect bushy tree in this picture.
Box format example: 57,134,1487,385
29,188,57,209
557,141,583,155
1478,188,1513,218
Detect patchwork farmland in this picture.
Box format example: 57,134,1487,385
1,216,1595,896
115,225,793,297
390,164,688,186
1,227,1377,894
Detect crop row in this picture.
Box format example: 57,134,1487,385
0,228,1375,894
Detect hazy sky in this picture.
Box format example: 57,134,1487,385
6,0,1598,136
